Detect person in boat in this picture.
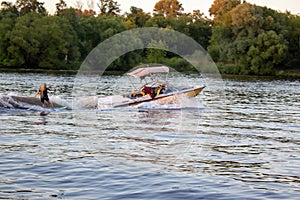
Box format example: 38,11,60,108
141,84,166,99
34,83,54,108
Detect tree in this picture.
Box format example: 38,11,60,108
1,1,18,16
246,30,287,74
0,13,17,66
208,2,290,75
97,0,120,16
209,0,241,21
168,16,190,35
286,14,300,68
146,40,168,63
124,6,151,27
55,0,67,15
32,16,80,69
208,25,233,63
145,15,170,28
3,12,80,68
97,15,126,39
153,0,184,17
15,0,47,16
78,16,100,58
6,13,41,67
188,10,212,49
58,8,84,42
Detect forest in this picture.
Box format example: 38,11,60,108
0,0,300,76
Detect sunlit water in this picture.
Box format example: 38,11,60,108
0,72,299,199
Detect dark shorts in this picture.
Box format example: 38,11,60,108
41,96,49,103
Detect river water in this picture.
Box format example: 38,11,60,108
0,72,299,199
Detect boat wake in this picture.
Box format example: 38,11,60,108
0,94,204,114
0,94,70,113
97,95,205,111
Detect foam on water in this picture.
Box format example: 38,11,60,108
96,94,205,111
133,94,205,110
0,92,205,114
0,95,32,110
0,94,71,112
72,96,98,109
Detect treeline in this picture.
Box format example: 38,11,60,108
208,0,300,75
0,0,299,75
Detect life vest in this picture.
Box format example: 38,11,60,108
142,85,165,99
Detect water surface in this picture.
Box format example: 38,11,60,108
0,72,299,199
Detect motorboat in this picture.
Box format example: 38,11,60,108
108,66,205,108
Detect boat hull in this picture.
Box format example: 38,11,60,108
113,85,205,108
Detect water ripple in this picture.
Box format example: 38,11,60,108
0,73,300,199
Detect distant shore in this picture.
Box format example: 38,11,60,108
1,67,299,79
0,68,121,75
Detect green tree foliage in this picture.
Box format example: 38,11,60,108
57,7,82,33
0,0,299,74
185,10,212,49
56,7,86,63
146,40,168,63
5,12,41,67
96,15,140,71
1,12,79,68
145,15,170,28
247,30,288,74
33,16,80,69
286,14,300,67
153,0,184,17
78,16,101,58
97,15,127,40
208,2,292,75
0,12,16,65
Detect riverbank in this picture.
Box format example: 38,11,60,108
218,64,300,79
0,68,78,75
0,68,121,76
1,67,300,79
275,69,300,79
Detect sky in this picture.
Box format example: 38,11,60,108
12,0,300,16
